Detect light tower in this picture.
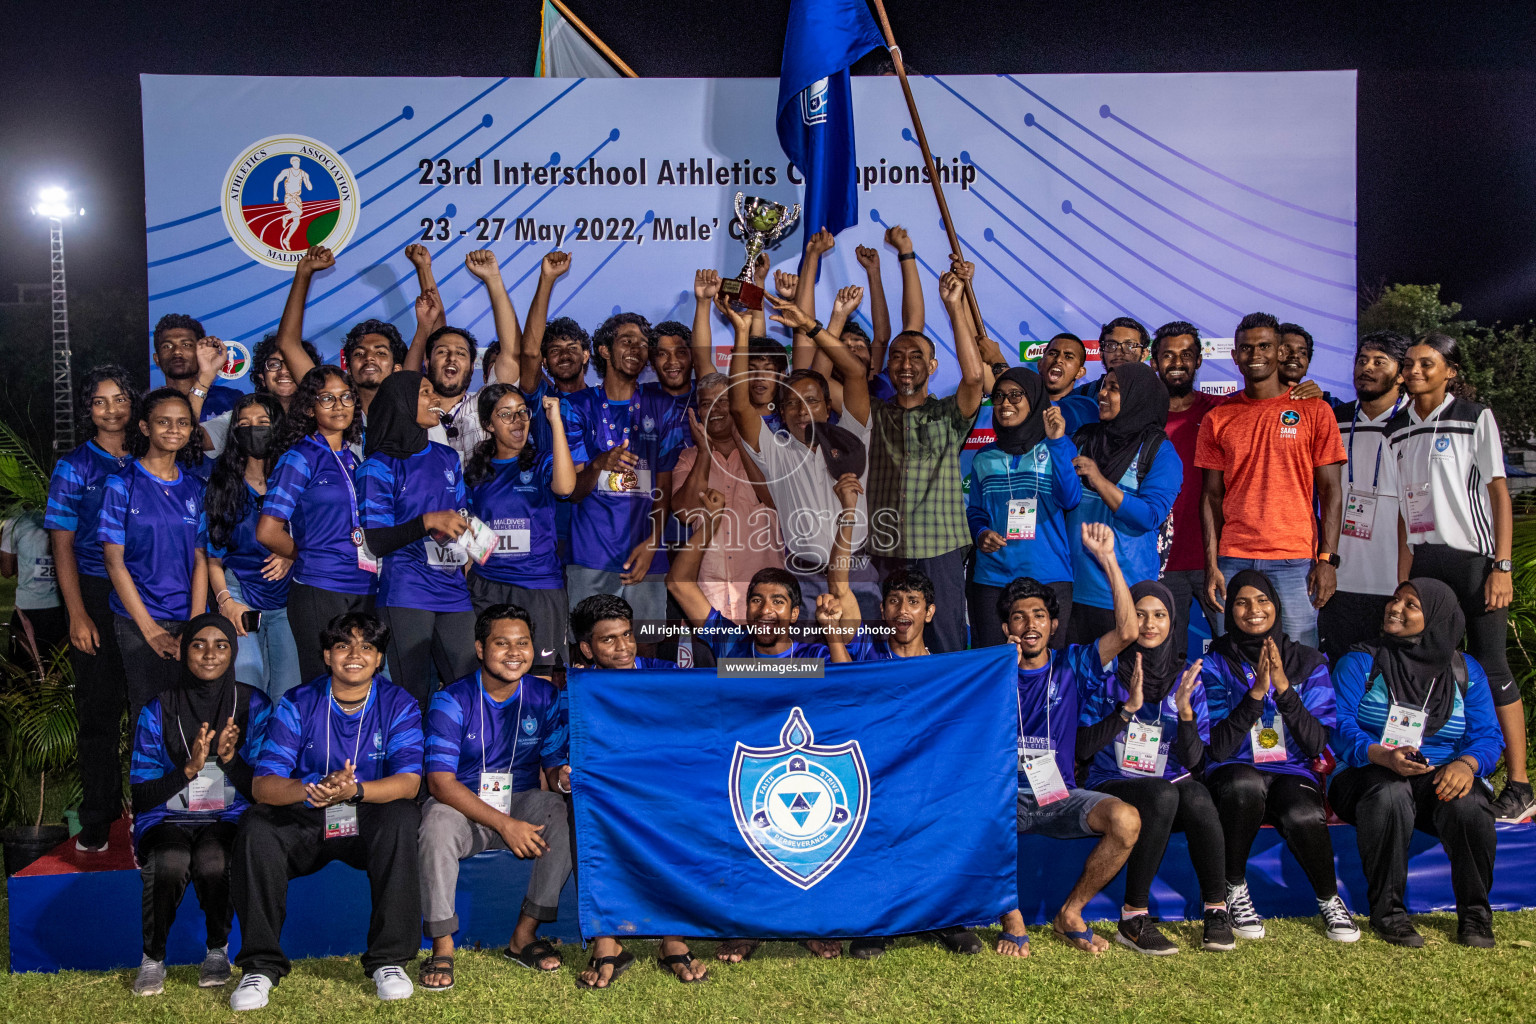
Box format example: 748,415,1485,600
31,187,84,453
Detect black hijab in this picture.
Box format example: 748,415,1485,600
1073,361,1169,485
1354,578,1465,736
1208,569,1328,685
161,613,244,764
992,367,1049,457
363,370,430,460
1118,580,1183,702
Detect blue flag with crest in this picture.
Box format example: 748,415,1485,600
776,0,885,239
568,646,1019,938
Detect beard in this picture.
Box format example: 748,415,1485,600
1164,378,1194,399
429,373,469,399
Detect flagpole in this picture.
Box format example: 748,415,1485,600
865,0,985,337
547,0,640,79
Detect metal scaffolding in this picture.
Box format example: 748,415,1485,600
49,219,73,453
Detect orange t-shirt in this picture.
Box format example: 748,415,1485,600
1194,392,1345,560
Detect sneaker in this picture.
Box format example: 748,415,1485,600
1115,915,1178,955
133,956,166,997
1202,907,1236,951
200,945,233,987
75,827,108,853
230,973,273,1011
1225,882,1266,939
373,965,414,1001
1371,916,1424,948
1317,895,1360,942
1489,780,1536,823
1457,913,1496,948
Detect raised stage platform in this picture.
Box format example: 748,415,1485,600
9,819,1535,973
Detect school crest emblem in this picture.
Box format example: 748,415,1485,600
729,707,869,890
221,135,360,270
1434,436,1451,453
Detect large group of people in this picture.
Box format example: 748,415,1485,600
14,222,1530,1007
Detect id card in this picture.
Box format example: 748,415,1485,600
1020,751,1070,805
459,517,498,565
1005,499,1038,541
1381,701,1427,750
185,765,228,813
479,772,512,814
357,537,380,574
1120,720,1163,775
1251,717,1289,764
324,803,359,839
1342,491,1377,541
1406,482,1436,535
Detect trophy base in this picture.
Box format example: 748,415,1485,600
719,277,764,311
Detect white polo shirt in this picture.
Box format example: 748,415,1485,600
1334,397,1407,596
1381,394,1505,557
741,411,871,573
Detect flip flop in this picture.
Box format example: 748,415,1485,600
418,955,454,992
503,938,561,972
1053,924,1099,949
997,932,1030,954
658,951,708,983
575,949,634,990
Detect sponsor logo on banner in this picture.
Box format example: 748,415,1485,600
1200,380,1239,396
1084,339,1101,362
219,340,250,380
221,135,360,270
964,428,997,451
1202,336,1235,360
1020,341,1047,362
730,707,869,890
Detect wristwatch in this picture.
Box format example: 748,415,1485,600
190,385,208,399
1315,551,1340,567
808,319,825,337
347,781,365,805
1493,559,1513,573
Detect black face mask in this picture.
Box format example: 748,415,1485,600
233,424,276,460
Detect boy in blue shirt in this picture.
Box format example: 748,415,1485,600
417,605,571,990
229,613,424,1011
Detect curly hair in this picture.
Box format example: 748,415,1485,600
343,319,408,366
273,366,362,454
76,364,141,439
591,313,654,377
464,383,539,488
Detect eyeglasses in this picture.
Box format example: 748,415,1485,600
262,358,287,372
493,408,532,423
315,392,356,409
1101,342,1144,357
993,388,1029,406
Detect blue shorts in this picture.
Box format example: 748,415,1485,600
1016,786,1111,840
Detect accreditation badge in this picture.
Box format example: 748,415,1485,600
458,516,498,565
1005,498,1038,541
479,772,513,814
1406,482,1436,535
1381,702,1427,751
1021,751,1070,805
1342,491,1376,541
324,803,359,840
1120,720,1164,775
185,765,229,813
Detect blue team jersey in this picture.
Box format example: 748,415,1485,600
837,624,897,662
563,382,686,575
967,437,1083,587
129,686,270,840
44,440,132,580
200,384,243,423
869,371,897,403
1078,646,1210,787
523,377,579,556
1066,441,1181,609
97,462,207,621
1017,642,1099,790
1202,652,1336,778
1331,651,1503,775
264,436,375,596
358,442,471,613
633,656,676,670
467,453,563,589
702,607,830,660
256,675,424,785
208,483,290,612
424,672,567,793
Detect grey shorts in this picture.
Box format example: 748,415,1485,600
466,571,568,668
1016,786,1111,840
563,564,667,641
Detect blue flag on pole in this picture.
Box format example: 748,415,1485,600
776,0,885,239
569,646,1019,938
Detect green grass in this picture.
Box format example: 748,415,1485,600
3,901,1534,1024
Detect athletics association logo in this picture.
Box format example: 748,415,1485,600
729,707,869,890
218,340,250,381
221,135,360,270
1435,436,1451,453
1280,409,1301,426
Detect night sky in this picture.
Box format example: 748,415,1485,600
2,0,1533,363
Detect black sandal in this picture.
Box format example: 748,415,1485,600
849,937,889,960
658,950,708,983
419,954,454,992
575,949,634,990
932,927,984,955
503,938,561,972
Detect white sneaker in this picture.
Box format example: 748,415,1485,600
373,965,413,1001
1318,894,1361,942
1225,881,1266,939
230,973,273,1011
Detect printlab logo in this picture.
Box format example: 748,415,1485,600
219,340,250,381
221,135,360,270
801,77,830,126
729,707,869,890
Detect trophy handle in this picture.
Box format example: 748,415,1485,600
733,192,747,226
778,203,802,237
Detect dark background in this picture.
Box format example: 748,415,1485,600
2,0,1533,381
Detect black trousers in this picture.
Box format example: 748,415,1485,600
9,605,67,666
115,615,185,726
1207,763,1337,899
1317,590,1392,665
1096,775,1226,908
1162,567,1217,663
872,547,968,653
967,579,1073,651
232,800,421,982
377,606,476,712
286,582,375,686
1411,543,1518,705
72,574,129,833
1329,765,1496,929
137,819,239,961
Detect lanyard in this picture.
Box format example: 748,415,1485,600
1014,657,1057,748
595,385,642,452
312,434,363,540
478,673,526,778
173,683,239,765
1385,672,1438,715
325,682,373,776
1239,663,1277,727
1416,398,1449,486
1002,446,1042,503
1346,396,1406,489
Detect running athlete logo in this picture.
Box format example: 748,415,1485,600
729,707,869,890
219,340,251,381
1280,409,1300,426
221,135,360,270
